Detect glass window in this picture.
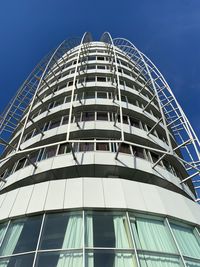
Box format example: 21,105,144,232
75,113,81,123
0,254,34,267
96,143,109,151
54,99,63,107
129,117,140,128
85,211,133,248
68,81,73,86
86,250,136,267
48,102,55,109
86,76,96,82
131,216,177,253
0,222,7,244
87,65,96,70
62,115,69,125
25,150,39,166
24,130,34,141
119,143,131,154
150,152,161,165
82,112,95,121
0,216,42,255
42,146,57,160
84,91,95,99
97,65,105,70
65,95,71,103
97,76,106,82
49,119,61,130
171,223,200,258
35,252,82,267
97,91,107,99
58,143,71,154
132,146,145,159
97,112,108,121
97,56,104,61
79,142,94,152
15,158,26,171
139,254,181,267
88,56,96,61
185,259,200,267
39,212,82,250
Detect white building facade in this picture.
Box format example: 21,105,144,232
0,32,200,267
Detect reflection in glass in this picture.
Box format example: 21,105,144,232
131,216,176,253
171,223,200,259
0,222,7,245
0,216,42,256
86,250,136,267
185,259,200,267
36,252,82,267
0,253,34,267
85,212,132,248
40,212,82,250
139,254,181,267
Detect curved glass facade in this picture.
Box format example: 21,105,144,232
0,210,199,267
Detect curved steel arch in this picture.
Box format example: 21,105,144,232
0,36,82,156
113,37,200,199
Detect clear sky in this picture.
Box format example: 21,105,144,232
0,0,199,137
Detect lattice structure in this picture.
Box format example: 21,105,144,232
0,32,199,202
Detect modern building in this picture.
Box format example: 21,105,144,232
0,32,200,267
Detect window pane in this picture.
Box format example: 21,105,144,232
0,254,34,267
0,216,42,255
35,252,82,267
49,119,60,129
79,143,94,152
85,212,133,248
86,250,136,267
84,92,95,99
97,112,108,121
0,222,7,244
129,117,140,128
96,143,109,151
62,115,69,125
97,92,107,98
131,216,177,253
185,259,200,267
82,112,95,121
139,254,181,267
97,76,106,82
42,146,57,160
39,212,82,250
15,158,26,171
171,223,200,258
132,146,145,158
58,143,71,154
119,143,131,154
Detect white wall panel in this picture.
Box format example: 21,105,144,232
141,183,167,215
44,180,66,211
26,182,49,214
64,178,83,209
103,178,126,208
83,178,105,207
9,186,33,217
0,193,7,209
122,180,147,212
0,189,19,220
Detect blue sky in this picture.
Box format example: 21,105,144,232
0,0,199,136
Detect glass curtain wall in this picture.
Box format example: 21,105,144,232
0,211,199,267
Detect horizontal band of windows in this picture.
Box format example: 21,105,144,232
0,210,199,266
1,141,182,181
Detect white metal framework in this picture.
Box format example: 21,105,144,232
0,32,199,201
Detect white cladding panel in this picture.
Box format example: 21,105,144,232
0,178,199,225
